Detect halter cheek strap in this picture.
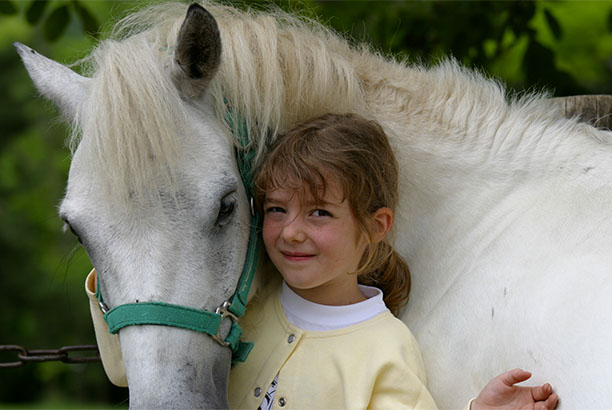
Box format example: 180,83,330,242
96,108,261,365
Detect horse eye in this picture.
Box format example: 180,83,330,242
217,193,236,226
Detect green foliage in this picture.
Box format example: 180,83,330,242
43,4,70,41
308,1,612,96
543,8,562,40
25,1,49,25
1,0,612,406
73,1,99,37
22,0,100,41
0,1,18,16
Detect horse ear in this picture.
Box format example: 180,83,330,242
173,3,221,98
14,42,89,122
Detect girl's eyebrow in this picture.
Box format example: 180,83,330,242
263,192,290,203
303,197,344,209
264,194,340,208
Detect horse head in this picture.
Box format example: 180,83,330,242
16,4,251,408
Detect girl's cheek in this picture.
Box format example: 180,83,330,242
262,220,278,245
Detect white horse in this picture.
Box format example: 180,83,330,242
16,1,612,409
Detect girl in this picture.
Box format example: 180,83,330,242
227,113,558,410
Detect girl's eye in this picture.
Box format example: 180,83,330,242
265,206,285,214
311,209,331,217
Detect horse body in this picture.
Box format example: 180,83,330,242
343,52,612,407
368,63,612,408
16,1,612,409
399,164,612,408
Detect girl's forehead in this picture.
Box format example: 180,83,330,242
265,178,346,205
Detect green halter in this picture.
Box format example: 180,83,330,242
96,109,261,365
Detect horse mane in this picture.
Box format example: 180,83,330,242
72,1,377,202
71,0,607,203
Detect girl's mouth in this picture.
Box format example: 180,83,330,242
281,251,315,261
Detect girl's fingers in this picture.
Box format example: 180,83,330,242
534,392,559,410
500,368,532,386
549,393,559,409
531,383,553,402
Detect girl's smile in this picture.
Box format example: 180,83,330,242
281,251,316,262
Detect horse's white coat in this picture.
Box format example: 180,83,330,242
16,34,252,407
16,1,612,409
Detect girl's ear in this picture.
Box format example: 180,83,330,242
371,207,393,244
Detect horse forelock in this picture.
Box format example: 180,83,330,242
72,31,186,205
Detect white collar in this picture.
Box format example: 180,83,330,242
280,281,389,331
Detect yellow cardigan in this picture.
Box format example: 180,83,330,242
228,280,439,410
86,270,463,409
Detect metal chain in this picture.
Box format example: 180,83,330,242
0,344,101,368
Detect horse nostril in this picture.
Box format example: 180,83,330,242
62,217,83,244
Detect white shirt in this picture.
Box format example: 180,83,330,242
280,281,389,331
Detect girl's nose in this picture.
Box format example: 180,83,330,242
281,216,307,243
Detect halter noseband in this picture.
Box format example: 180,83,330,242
95,109,261,364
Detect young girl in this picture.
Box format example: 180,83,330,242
85,113,558,409
227,113,558,410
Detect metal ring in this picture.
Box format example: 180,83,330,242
212,301,239,347
249,197,256,217
99,301,110,314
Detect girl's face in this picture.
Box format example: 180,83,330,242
262,178,369,305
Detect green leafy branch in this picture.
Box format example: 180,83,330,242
0,0,100,42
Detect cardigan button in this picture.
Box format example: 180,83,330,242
253,387,262,397
287,334,296,343
278,397,287,407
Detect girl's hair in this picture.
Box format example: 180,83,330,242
254,113,410,315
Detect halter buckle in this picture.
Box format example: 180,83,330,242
212,301,239,347
99,301,110,314
249,197,256,217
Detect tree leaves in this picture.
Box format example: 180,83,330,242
313,1,588,96
522,38,582,96
73,0,99,37
43,4,69,42
22,0,100,42
543,8,562,40
0,1,18,16
25,0,48,24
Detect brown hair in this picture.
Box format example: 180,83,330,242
254,113,410,315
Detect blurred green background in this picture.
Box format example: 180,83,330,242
2,0,612,408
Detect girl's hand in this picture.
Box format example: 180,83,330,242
471,368,558,410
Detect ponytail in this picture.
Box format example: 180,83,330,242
358,242,411,317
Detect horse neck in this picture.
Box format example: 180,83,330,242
356,58,612,300
358,57,610,192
